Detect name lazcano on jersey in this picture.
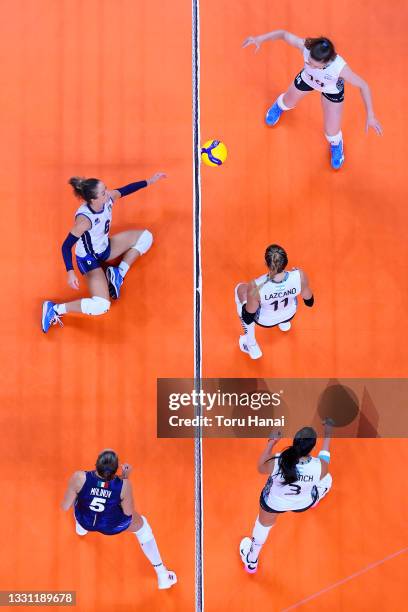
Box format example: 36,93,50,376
90,487,113,498
265,288,297,300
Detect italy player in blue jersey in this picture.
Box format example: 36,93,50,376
61,449,177,590
42,171,166,333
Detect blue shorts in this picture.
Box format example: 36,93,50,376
75,510,132,536
76,241,111,275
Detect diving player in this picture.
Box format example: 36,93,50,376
42,172,166,333
61,449,177,590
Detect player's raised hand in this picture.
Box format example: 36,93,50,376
242,36,262,52
268,430,282,444
322,417,335,434
366,116,383,136
67,270,79,290
148,172,167,185
120,463,133,479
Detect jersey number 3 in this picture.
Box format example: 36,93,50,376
89,497,107,512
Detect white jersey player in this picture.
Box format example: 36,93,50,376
243,32,382,170
235,244,314,360
240,424,333,574
41,171,166,333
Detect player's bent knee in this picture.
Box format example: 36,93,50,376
134,516,153,544
132,229,153,255
80,296,111,316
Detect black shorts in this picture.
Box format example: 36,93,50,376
294,71,345,103
255,313,295,329
259,487,318,514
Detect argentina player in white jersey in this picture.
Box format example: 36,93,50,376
61,449,177,590
240,423,333,574
243,32,382,169
41,172,165,333
235,244,314,360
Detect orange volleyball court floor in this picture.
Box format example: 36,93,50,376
0,1,407,610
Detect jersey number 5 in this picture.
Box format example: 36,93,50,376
89,497,107,512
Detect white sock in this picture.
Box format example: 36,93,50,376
325,130,343,146
54,304,66,315
248,517,274,563
277,93,292,111
118,261,130,278
245,322,257,346
133,531,167,574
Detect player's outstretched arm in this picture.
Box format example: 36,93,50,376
299,269,314,307
109,172,167,202
257,432,282,474
340,66,383,135
242,30,304,53
61,471,86,511
318,419,334,478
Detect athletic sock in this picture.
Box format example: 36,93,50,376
133,521,167,575
118,261,130,278
325,130,343,146
277,93,292,111
244,322,257,346
54,304,66,315
248,517,274,563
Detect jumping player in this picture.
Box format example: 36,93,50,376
240,423,333,574
242,31,382,169
235,244,314,360
41,172,165,333
61,449,177,590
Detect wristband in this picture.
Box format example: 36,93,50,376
318,450,331,464
116,181,148,197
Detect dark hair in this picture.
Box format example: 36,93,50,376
96,450,119,481
278,427,317,485
304,37,336,63
265,244,288,276
69,176,100,202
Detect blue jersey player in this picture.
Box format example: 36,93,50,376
42,171,166,333
61,449,177,590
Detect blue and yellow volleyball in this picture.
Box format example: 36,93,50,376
201,139,228,167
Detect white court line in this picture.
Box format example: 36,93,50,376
281,546,408,611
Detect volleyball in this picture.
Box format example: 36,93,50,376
201,140,228,166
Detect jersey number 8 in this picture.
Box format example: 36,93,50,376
104,220,111,234
89,497,107,512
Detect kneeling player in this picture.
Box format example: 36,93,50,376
61,449,177,590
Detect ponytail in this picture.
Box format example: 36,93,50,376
278,446,300,485
278,427,317,485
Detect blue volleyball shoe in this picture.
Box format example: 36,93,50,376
106,266,123,300
265,101,283,126
41,301,63,333
330,141,345,170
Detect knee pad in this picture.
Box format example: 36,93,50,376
81,296,111,316
134,516,153,544
132,230,153,255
